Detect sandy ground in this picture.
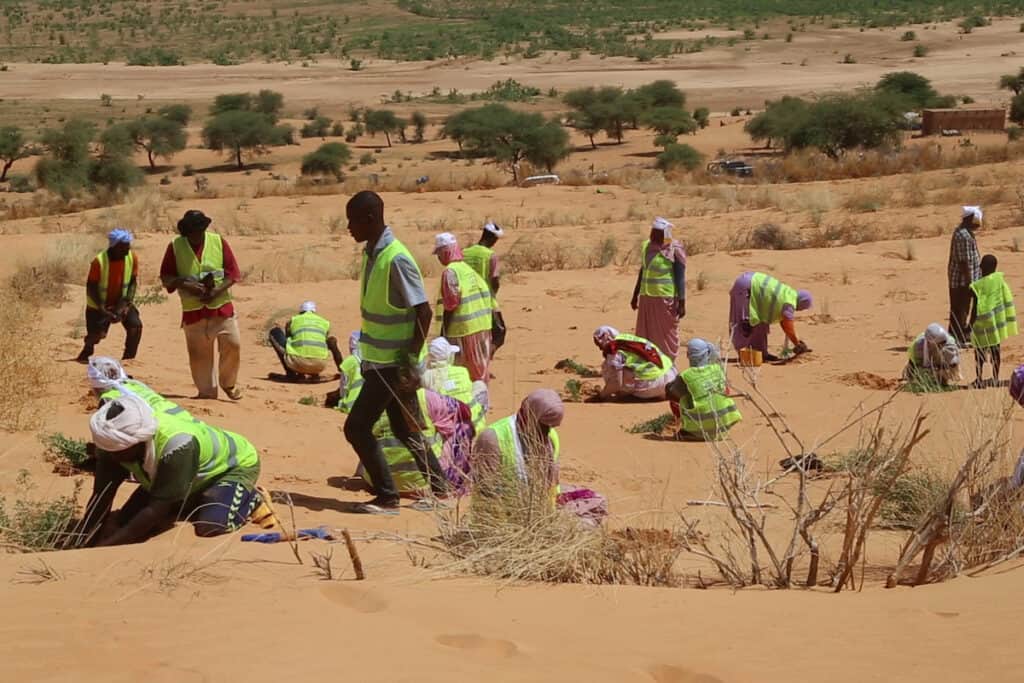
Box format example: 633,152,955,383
3,15,1024,683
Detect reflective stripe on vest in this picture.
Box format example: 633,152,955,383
748,272,797,327
359,239,420,364
970,272,1019,349
462,244,493,284
285,312,330,360
490,415,561,498
122,413,258,492
431,365,486,434
362,389,441,493
680,364,741,439
336,355,364,413
101,380,190,420
613,333,673,382
639,240,675,298
87,250,134,310
435,261,493,338
172,232,231,312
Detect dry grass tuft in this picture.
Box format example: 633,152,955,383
7,234,102,307
730,223,804,251
245,246,352,283
0,292,60,430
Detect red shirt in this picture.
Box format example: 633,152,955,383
160,235,241,325
88,252,139,307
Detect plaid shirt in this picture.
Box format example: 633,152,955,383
948,226,980,288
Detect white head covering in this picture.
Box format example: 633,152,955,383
87,356,128,391
962,206,983,224
428,337,460,366
686,338,721,368
433,232,458,254
922,323,949,367
483,222,505,237
89,393,159,479
593,326,619,348
300,301,317,313
472,380,490,413
651,217,674,239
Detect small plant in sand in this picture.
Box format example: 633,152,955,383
554,358,600,378
39,432,91,475
0,471,82,552
696,271,710,291
627,413,674,435
298,395,318,406
562,379,584,403
903,240,917,261
134,284,168,306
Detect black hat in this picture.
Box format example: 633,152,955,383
177,209,212,233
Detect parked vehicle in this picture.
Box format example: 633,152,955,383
706,159,754,177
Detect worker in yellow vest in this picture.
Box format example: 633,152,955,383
592,325,678,401
342,191,447,515
77,228,142,363
463,221,506,354
729,271,812,361
82,393,262,545
472,389,563,507
433,232,494,383
421,337,487,434
332,331,365,413
160,210,243,400
267,301,343,380
631,217,687,361
969,254,1018,386
666,339,741,441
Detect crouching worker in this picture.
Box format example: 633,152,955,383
82,393,262,545
666,339,741,441
593,325,678,401
268,301,343,381
88,356,190,418
905,323,961,389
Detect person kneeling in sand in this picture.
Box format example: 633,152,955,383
905,323,961,389
268,301,343,381
82,393,263,546
592,325,678,401
665,339,741,442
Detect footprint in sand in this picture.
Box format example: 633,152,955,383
320,584,388,613
648,664,725,683
435,633,521,658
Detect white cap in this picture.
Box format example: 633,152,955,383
433,232,458,253
428,337,460,363
483,222,505,237
651,217,674,232
300,301,317,313
962,206,983,223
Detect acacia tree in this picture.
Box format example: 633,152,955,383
410,111,428,143
301,142,351,180
128,115,187,169
1000,67,1024,95
203,110,289,169
364,109,403,146
0,126,33,182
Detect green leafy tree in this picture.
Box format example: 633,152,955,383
210,90,284,123
523,119,571,173
364,109,402,146
128,116,187,169
874,71,950,109
744,96,810,149
202,110,290,169
410,111,428,143
657,143,704,172
157,104,192,126
789,93,903,159
1010,93,1024,125
301,142,351,180
35,119,96,196
301,116,333,138
693,107,710,129
642,107,698,138
632,80,686,109
0,126,33,182
999,67,1024,95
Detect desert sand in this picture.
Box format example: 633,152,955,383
2,16,1024,683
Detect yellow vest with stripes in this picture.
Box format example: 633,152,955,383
362,390,442,493
679,364,741,440
639,240,675,298
100,380,191,420
359,239,420,365
336,355,363,413
286,312,330,360
490,415,561,500
172,232,231,312
86,250,134,310
613,333,674,382
435,261,493,338
749,272,797,327
970,272,1018,349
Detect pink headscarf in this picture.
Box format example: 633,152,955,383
437,243,463,266
516,388,564,484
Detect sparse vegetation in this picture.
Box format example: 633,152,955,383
39,432,91,475
301,142,351,181
0,471,81,553
627,413,674,435
202,91,294,170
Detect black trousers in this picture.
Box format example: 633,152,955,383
949,286,973,345
342,365,447,500
78,305,142,360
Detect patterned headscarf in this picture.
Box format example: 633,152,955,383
592,326,619,349
108,228,133,247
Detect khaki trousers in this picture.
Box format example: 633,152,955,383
183,316,241,399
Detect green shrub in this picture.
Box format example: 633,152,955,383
913,44,929,58
0,470,82,552
627,413,674,434
126,48,183,66
39,432,91,473
657,143,703,172
358,152,375,166
301,142,351,180
301,116,333,138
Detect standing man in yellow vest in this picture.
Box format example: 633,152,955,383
343,191,448,515
631,217,687,362
969,254,1018,386
463,221,506,354
77,228,142,363
267,300,343,381
433,232,494,383
160,210,243,401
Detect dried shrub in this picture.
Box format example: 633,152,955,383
0,292,59,430
245,247,351,283
8,234,101,307
731,223,804,250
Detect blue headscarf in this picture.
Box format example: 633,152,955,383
108,228,133,247
686,338,720,367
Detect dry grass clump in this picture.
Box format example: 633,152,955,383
730,223,804,251
0,292,59,430
245,246,351,283
95,188,174,233
8,234,102,307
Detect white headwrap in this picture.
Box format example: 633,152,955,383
89,393,159,479
962,206,983,224
483,222,505,237
428,337,460,367
300,301,317,313
472,380,490,413
433,232,458,253
593,326,620,348
922,323,948,368
652,217,674,239
87,356,128,391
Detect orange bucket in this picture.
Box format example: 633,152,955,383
739,348,763,367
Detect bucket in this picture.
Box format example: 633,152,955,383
739,348,763,367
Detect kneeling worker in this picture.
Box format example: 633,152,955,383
268,301,343,380
905,323,961,388
82,393,262,545
592,325,678,401
666,339,741,441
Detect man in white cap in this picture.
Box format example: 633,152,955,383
631,217,687,362
267,300,342,381
81,392,263,545
77,228,142,363
464,222,506,355
948,206,983,346
433,232,494,383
